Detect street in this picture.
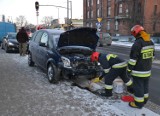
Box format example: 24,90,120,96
97,45,160,106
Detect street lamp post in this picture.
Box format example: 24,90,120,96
69,1,72,19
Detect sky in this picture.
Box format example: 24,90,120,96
0,0,83,25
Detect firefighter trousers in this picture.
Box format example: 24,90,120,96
104,67,132,96
132,76,149,108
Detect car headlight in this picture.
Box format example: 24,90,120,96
61,56,72,68
8,42,14,46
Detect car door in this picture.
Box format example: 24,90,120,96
30,31,43,64
37,32,49,69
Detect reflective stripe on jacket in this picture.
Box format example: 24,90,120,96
112,61,127,68
99,53,127,73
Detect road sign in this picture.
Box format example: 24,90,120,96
96,22,102,31
97,17,102,22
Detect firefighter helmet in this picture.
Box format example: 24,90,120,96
131,25,144,37
91,52,100,62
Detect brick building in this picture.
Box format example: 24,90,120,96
83,0,160,36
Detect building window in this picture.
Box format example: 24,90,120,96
91,0,93,6
153,22,156,31
115,20,118,30
119,4,122,14
86,23,89,27
138,3,141,13
108,7,111,16
107,0,111,17
126,9,129,17
97,0,100,4
97,9,100,17
90,23,93,27
87,0,90,7
91,10,93,18
107,0,111,6
87,11,90,19
154,5,157,15
107,21,110,30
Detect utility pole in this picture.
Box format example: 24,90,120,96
36,11,39,25
67,0,69,30
57,7,59,19
69,1,72,19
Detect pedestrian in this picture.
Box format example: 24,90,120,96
16,27,29,56
127,25,155,109
90,52,134,97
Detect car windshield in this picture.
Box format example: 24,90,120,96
8,33,16,39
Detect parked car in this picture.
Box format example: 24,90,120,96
112,36,135,43
28,27,102,83
151,37,160,44
96,32,112,47
1,32,19,53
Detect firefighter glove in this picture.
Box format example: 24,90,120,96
91,77,102,83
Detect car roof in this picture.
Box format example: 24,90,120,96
39,29,65,34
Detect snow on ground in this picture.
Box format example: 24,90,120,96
8,53,159,116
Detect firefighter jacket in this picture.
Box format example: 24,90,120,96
98,53,127,74
127,31,155,78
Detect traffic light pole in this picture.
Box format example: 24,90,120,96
36,11,39,25
35,1,72,30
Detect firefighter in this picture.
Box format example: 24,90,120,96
91,52,134,97
127,25,155,108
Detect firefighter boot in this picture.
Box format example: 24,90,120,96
129,102,142,109
144,98,148,104
99,89,112,97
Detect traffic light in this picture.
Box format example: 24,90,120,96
35,1,39,11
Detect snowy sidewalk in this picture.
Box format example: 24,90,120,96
110,99,160,116
63,80,160,116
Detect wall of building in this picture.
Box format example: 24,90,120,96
143,0,160,35
83,0,160,36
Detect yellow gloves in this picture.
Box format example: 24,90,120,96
91,77,102,83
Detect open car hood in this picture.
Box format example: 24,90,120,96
57,27,99,50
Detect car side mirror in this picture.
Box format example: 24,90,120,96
39,42,47,47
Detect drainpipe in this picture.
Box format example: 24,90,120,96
143,0,146,27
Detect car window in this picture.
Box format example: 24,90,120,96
40,32,48,46
52,34,60,48
34,31,43,43
7,34,16,39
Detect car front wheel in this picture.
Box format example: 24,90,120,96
47,63,61,84
28,53,35,66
